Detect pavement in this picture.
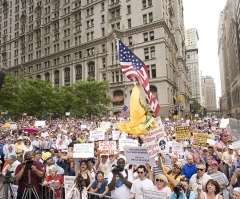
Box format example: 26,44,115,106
229,118,240,141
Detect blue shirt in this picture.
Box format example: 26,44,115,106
231,158,240,174
170,191,195,199
91,179,108,195
204,154,218,162
0,144,4,156
181,163,197,180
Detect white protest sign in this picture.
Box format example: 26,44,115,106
207,139,216,146
112,131,127,140
232,141,240,149
220,118,229,128
172,142,183,153
123,146,155,166
73,143,94,158
144,127,165,158
99,141,117,155
119,139,138,151
9,123,17,130
210,172,228,185
81,124,87,129
165,118,170,122
89,130,105,141
211,126,216,131
182,123,189,126
35,121,46,127
64,176,75,196
8,184,18,198
143,190,167,199
100,122,111,129
158,136,169,153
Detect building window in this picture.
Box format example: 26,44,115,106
64,55,71,62
149,12,153,22
87,48,95,56
143,14,147,24
102,28,105,36
101,15,105,23
150,31,154,40
144,48,149,59
127,19,131,28
102,57,106,68
88,62,95,78
45,72,50,82
54,70,59,87
127,5,131,14
75,65,82,81
143,33,148,41
128,37,132,45
150,46,155,58
64,68,70,85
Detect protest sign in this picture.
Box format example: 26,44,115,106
119,139,138,151
34,121,46,127
143,126,165,158
158,136,169,153
220,118,229,128
211,126,216,131
98,141,117,155
207,139,216,146
100,122,111,129
64,176,75,196
192,133,211,147
73,143,94,158
123,146,155,166
172,142,183,152
175,126,191,140
89,130,105,141
232,141,240,149
81,124,87,129
210,172,228,185
182,123,189,126
9,122,17,130
143,190,167,199
112,131,127,140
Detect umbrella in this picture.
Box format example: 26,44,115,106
2,123,10,128
24,127,39,133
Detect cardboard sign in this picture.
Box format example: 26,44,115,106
73,143,94,158
98,141,117,155
89,130,105,141
210,172,228,185
34,121,46,127
192,133,211,147
175,126,191,140
123,146,155,166
100,122,111,129
172,142,183,152
220,119,229,128
144,127,165,158
64,176,75,196
143,190,167,199
112,131,127,140
158,136,169,153
119,139,138,151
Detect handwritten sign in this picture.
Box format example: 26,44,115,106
143,190,167,199
144,127,165,158
99,141,117,155
123,146,155,166
73,143,94,158
112,131,127,140
64,176,75,196
192,133,211,147
175,126,191,140
172,142,183,152
89,130,105,141
210,172,228,185
119,139,138,151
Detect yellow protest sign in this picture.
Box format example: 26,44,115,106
192,133,211,147
175,126,191,140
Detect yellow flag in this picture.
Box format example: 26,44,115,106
117,85,157,135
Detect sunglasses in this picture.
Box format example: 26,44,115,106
173,165,180,169
197,168,204,171
156,179,164,182
137,171,144,174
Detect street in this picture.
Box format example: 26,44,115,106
229,118,240,141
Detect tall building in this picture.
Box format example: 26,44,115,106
185,28,202,105
0,0,189,118
202,76,217,111
218,0,240,118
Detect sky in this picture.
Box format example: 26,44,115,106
183,0,228,108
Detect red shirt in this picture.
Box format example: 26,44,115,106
45,174,64,198
15,161,44,194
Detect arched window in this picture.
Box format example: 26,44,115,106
112,90,124,106
54,70,59,87
88,62,95,78
75,65,82,81
64,67,70,86
45,72,50,82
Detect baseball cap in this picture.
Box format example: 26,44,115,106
210,160,218,166
174,162,182,169
228,145,234,150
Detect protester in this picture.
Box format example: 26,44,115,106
197,179,223,199
221,144,235,179
152,174,171,197
181,154,197,180
232,187,240,199
2,155,21,177
231,167,240,188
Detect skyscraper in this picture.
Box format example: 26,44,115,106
202,76,217,111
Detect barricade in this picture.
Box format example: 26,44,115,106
87,191,119,199
40,184,65,199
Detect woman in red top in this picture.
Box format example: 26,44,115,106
42,165,64,199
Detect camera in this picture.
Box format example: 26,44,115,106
112,165,123,175
173,184,185,195
24,157,34,169
5,170,14,179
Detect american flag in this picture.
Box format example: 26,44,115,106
119,105,130,117
117,40,160,116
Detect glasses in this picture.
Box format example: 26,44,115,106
137,171,144,174
173,165,180,169
197,168,204,171
156,179,164,182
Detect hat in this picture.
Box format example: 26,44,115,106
61,149,68,153
187,144,192,148
228,145,234,150
15,137,24,142
174,162,182,169
202,147,208,151
42,152,52,161
210,160,218,165
36,136,39,138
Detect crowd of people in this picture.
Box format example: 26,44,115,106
0,117,239,199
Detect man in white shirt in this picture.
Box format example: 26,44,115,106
2,155,21,178
128,165,154,199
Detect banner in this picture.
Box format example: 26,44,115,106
172,142,183,153
175,126,191,140
98,141,117,155
89,130,105,141
210,172,228,185
73,143,94,158
64,176,76,196
119,139,138,151
143,190,167,199
123,146,155,166
192,133,211,147
112,131,127,140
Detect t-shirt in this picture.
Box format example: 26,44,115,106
152,186,172,197
130,178,154,199
164,167,182,191
181,163,197,180
15,161,44,194
45,174,64,199
98,161,111,178
91,179,108,194
108,170,133,199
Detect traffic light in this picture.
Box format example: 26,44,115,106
177,94,184,102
